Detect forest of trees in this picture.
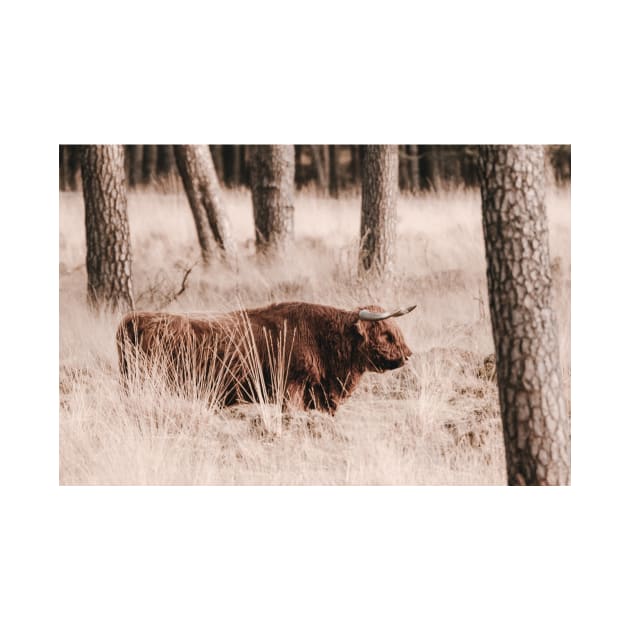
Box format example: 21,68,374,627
66,143,570,485
59,145,571,194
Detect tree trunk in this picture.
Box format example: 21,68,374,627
174,145,236,265
250,145,295,255
478,144,570,486
359,145,398,278
80,145,134,311
142,145,158,185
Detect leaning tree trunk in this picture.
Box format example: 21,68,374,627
250,145,295,256
479,144,570,486
359,145,398,278
80,145,134,311
174,145,236,266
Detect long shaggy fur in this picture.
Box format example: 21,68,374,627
116,301,412,414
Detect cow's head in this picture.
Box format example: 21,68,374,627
352,305,415,372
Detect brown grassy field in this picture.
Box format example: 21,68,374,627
59,186,570,484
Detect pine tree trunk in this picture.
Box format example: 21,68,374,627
359,145,398,278
174,145,236,265
250,145,295,255
479,144,570,485
80,145,134,311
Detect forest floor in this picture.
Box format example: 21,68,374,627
59,186,571,484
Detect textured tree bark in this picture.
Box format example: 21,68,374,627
359,145,398,278
142,145,158,185
328,145,339,197
479,144,570,485
250,145,295,255
80,145,134,311
174,145,236,266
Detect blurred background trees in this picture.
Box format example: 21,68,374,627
60,145,571,194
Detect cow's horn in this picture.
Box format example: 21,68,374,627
358,305,417,321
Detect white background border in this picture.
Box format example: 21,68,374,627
2,1,629,628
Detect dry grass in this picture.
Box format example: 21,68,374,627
59,186,571,484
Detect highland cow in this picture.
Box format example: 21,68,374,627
116,301,415,414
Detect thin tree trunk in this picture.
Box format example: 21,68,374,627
328,145,339,197
359,145,398,278
250,145,295,255
174,145,236,265
479,144,570,485
80,145,134,311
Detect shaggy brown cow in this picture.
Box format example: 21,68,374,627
116,301,415,414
